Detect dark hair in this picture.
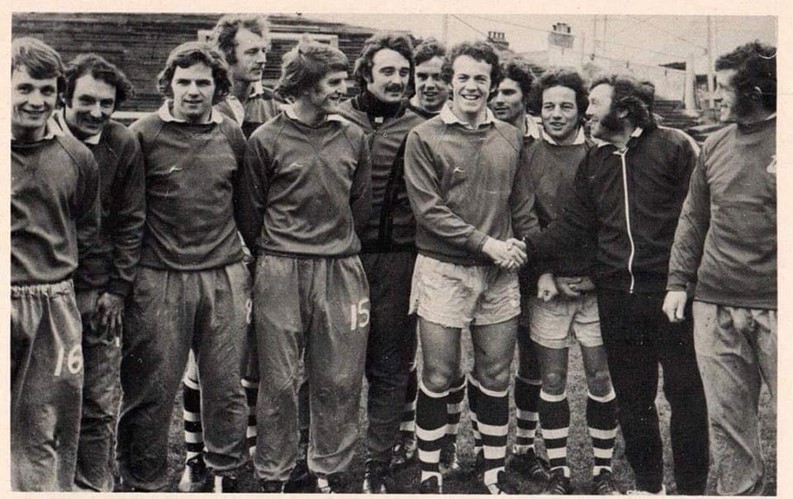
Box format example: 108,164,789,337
715,40,776,112
63,53,134,108
12,37,64,89
532,68,588,122
413,37,446,66
441,41,503,89
276,40,349,99
590,73,654,128
210,14,269,66
500,57,535,111
353,33,413,89
157,41,232,104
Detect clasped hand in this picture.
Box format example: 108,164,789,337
482,237,527,271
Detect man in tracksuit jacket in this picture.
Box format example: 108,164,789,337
664,41,777,496
236,40,372,494
524,74,709,495
336,33,426,493
405,41,539,494
52,53,145,492
11,36,100,492
117,42,250,492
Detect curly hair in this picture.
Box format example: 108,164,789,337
590,73,654,128
531,68,588,122
12,37,64,89
441,41,503,89
715,40,776,113
276,40,349,100
352,33,413,90
63,53,134,109
413,37,446,66
210,14,269,66
499,57,535,111
157,41,232,104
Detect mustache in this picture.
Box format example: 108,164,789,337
385,84,404,93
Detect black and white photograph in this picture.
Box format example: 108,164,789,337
8,2,782,495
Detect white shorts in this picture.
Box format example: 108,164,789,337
529,293,602,349
409,254,521,329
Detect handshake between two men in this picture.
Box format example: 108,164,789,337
480,235,597,303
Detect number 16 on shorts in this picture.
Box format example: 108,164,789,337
350,298,370,332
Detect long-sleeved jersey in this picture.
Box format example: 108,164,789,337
236,109,372,257
130,104,246,270
12,127,100,285
667,117,776,309
405,105,539,266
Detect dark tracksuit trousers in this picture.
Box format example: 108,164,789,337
598,289,709,494
362,250,418,461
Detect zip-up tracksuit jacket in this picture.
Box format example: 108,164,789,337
526,124,696,293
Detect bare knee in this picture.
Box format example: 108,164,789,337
474,362,511,393
422,366,455,393
542,368,568,395
585,366,612,397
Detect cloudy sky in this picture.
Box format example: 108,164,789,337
305,14,776,74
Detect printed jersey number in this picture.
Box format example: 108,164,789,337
54,344,83,376
350,298,371,331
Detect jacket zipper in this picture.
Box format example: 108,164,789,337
615,149,636,293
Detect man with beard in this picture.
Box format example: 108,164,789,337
664,41,776,496
523,73,709,495
177,14,283,492
11,36,100,491
517,69,618,496
336,33,426,493
117,42,250,492
405,41,538,494
50,53,145,492
236,40,371,494
489,58,541,146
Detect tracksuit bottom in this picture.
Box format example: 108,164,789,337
118,263,250,491
361,251,418,462
598,289,709,494
694,302,776,496
74,288,122,492
11,280,83,491
254,254,369,481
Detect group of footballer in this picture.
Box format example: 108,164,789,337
11,13,776,496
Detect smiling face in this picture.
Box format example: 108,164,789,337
714,68,747,123
489,77,524,126
365,48,410,104
64,73,117,140
12,65,58,141
541,85,580,145
171,62,216,123
450,55,492,122
231,28,268,84
306,69,348,115
413,56,447,113
586,83,623,141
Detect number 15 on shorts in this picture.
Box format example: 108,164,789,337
350,298,370,332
